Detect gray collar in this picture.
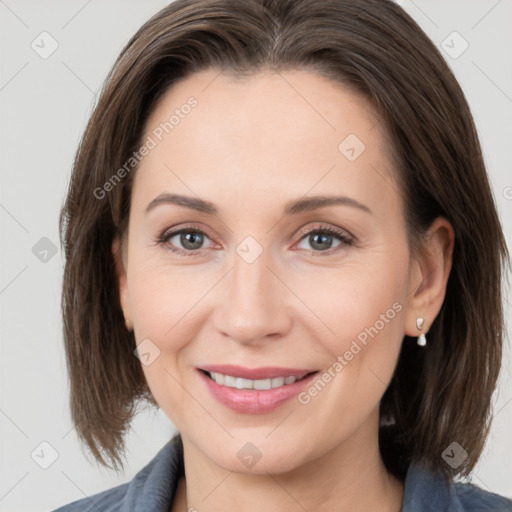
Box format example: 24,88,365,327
113,434,511,512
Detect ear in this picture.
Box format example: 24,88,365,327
404,217,455,338
112,236,133,331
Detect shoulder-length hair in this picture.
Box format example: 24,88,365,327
59,0,508,477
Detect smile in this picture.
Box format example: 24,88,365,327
198,365,320,414
206,371,303,390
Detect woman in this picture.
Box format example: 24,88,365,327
54,0,511,510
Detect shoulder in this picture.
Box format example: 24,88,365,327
453,481,512,512
51,480,129,512
403,462,512,512
51,434,184,512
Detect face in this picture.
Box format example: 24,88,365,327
116,68,420,474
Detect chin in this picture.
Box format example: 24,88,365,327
200,434,311,475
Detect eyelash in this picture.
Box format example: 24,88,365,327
155,224,354,257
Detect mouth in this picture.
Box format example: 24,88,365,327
197,365,321,414
199,369,319,390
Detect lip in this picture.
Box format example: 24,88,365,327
197,366,319,414
199,364,315,380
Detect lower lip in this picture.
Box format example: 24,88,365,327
198,370,319,414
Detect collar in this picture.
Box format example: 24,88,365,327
119,434,509,512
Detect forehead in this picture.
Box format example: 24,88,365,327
143,67,381,152
132,68,400,217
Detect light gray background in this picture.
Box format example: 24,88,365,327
1,1,511,510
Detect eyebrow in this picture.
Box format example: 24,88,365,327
284,195,372,215
145,193,217,215
144,193,372,216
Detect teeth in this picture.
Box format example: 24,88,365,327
254,379,272,390
223,374,235,387
208,372,299,390
236,377,253,390
272,377,284,388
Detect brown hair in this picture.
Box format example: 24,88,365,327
59,0,508,478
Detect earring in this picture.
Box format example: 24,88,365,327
123,310,133,331
416,317,427,346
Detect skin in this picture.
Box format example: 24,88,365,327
113,68,454,512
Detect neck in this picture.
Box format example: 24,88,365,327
172,415,404,512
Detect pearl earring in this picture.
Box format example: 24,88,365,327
416,317,427,346
123,310,133,331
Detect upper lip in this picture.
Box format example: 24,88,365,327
199,364,317,380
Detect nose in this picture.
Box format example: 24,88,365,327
212,248,293,345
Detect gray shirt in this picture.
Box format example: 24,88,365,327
52,435,512,512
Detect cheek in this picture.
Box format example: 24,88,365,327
128,240,408,363
125,256,219,420
127,253,212,342
292,252,407,417
294,251,408,356
127,261,204,428
127,235,408,417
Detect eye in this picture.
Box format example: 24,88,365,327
156,226,215,255
295,225,354,253
155,224,354,256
